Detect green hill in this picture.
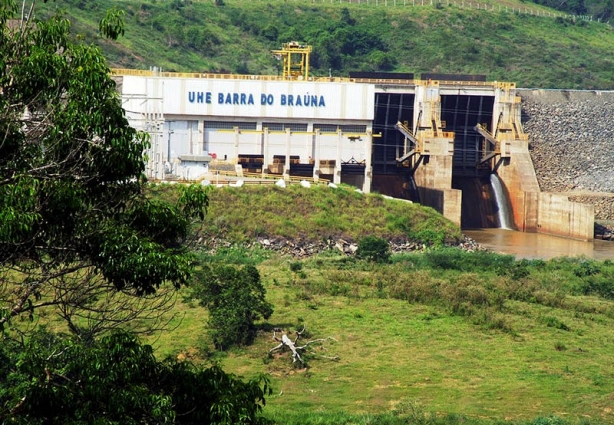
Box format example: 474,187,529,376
37,0,614,89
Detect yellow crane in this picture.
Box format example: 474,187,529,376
272,41,312,80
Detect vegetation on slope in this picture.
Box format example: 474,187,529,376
150,183,463,246
37,0,614,89
158,244,614,424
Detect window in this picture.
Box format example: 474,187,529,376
263,122,308,132
313,124,367,133
205,121,256,130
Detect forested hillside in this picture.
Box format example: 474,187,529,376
529,0,613,21
37,0,614,89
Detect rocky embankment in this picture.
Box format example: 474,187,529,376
520,89,614,226
201,235,483,258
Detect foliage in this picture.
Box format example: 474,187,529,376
99,6,125,39
0,329,271,424
36,0,614,89
356,236,391,263
189,264,273,350
0,0,208,336
195,245,272,266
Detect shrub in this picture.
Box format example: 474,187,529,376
542,316,570,331
408,229,446,246
189,264,273,350
289,261,303,273
421,248,515,273
573,260,601,277
0,330,271,424
554,342,567,351
579,278,614,300
356,236,391,263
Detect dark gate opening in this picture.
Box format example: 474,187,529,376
372,93,415,175
440,95,494,178
370,92,418,200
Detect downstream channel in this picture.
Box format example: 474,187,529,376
461,173,614,261
464,229,614,261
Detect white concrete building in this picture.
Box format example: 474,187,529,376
119,73,376,191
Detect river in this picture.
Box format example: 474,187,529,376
464,228,614,261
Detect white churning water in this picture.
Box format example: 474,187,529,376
490,173,513,230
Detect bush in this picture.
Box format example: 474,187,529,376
408,229,446,246
422,249,515,273
542,316,570,331
355,236,391,263
190,264,273,350
573,260,601,277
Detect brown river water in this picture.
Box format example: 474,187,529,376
464,228,614,261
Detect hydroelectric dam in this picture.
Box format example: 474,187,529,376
114,44,596,242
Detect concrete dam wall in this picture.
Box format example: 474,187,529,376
115,68,605,240
377,82,596,241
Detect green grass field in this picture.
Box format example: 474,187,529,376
147,244,614,424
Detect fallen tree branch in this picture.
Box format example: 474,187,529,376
269,326,338,365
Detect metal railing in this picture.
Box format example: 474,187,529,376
112,69,520,88
112,68,352,83
210,169,330,184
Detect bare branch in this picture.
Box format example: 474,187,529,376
268,326,338,366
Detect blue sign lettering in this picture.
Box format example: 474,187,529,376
191,91,325,108
188,91,212,104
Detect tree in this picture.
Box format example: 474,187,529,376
261,24,279,42
0,3,272,423
0,0,208,337
0,329,272,424
190,264,273,350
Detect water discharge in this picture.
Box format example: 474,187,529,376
490,173,513,229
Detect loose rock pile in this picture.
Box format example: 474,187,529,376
568,194,614,220
594,222,614,240
520,89,614,219
200,235,483,258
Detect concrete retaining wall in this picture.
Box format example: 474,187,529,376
537,193,595,241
